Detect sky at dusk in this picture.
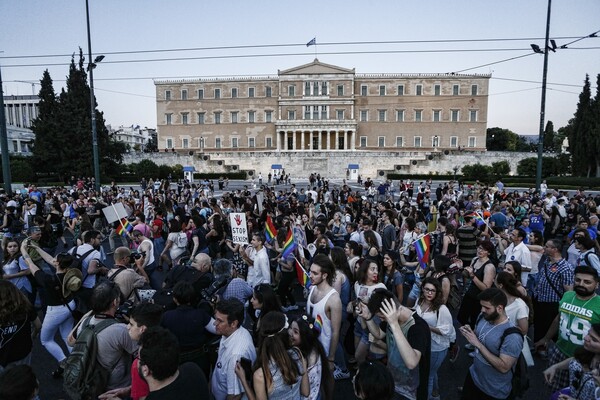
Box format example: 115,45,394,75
1,0,598,135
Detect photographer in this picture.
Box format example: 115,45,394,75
213,258,253,304
131,230,161,290
107,247,148,304
160,281,217,379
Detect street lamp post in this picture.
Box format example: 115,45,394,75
86,0,102,193
0,66,13,195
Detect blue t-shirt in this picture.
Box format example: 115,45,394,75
529,213,545,233
470,318,523,399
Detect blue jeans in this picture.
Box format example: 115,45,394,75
40,301,74,362
429,348,448,398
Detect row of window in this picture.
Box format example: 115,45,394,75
165,86,273,101
164,135,477,149
164,82,479,101
164,108,478,125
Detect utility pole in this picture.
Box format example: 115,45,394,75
86,0,101,193
535,0,552,191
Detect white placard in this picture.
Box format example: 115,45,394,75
102,202,128,224
229,213,248,245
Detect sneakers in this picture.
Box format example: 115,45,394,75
333,367,351,380
449,343,460,363
464,343,475,351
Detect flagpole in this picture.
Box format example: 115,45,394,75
112,203,127,234
474,211,493,232
293,255,310,277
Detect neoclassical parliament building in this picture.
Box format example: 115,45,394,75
154,59,491,178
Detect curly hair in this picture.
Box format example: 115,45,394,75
256,312,299,387
0,280,33,324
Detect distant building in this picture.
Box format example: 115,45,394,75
2,95,38,155
108,125,156,152
154,59,490,153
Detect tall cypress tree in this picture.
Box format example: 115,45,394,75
590,74,600,177
30,70,61,174
568,75,593,176
543,121,555,152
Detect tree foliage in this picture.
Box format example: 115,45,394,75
461,163,492,183
30,50,124,183
566,74,600,177
516,155,571,177
490,161,510,179
486,127,530,151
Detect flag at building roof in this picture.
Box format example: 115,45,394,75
265,216,277,243
116,218,133,237
281,228,297,259
414,234,431,269
306,37,316,47
295,258,311,289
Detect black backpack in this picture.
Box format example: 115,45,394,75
63,317,119,400
7,214,24,234
69,246,96,271
498,327,530,400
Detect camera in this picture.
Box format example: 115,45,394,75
200,275,231,303
115,300,134,322
132,251,146,260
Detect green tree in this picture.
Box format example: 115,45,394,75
567,75,596,177
461,163,491,183
486,127,522,151
133,159,159,180
591,74,600,177
491,161,510,179
543,121,556,152
30,50,123,182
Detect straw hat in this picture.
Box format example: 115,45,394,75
62,268,83,298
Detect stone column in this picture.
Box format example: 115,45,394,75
351,130,356,150
335,131,339,151
318,131,322,150
301,130,305,150
309,131,313,150
326,131,330,150
276,131,280,150
292,131,296,150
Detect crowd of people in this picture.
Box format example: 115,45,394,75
0,175,600,400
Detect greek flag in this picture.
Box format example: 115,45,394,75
306,38,316,47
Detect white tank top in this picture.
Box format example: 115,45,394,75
306,287,337,356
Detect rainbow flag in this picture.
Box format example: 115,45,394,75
265,216,277,243
314,314,323,334
281,229,297,259
414,234,431,269
295,259,311,289
117,218,133,237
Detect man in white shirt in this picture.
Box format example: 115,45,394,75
211,299,256,400
504,228,532,283
245,233,270,288
73,230,107,310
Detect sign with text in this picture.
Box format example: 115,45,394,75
102,203,128,224
229,213,248,245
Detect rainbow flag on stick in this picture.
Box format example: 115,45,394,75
281,229,297,259
265,216,277,243
414,234,431,269
117,218,133,237
294,258,311,289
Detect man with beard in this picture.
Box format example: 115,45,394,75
534,266,600,392
459,288,523,400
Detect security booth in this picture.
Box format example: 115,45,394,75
183,166,195,183
271,164,283,178
348,164,359,181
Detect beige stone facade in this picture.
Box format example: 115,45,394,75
154,59,490,153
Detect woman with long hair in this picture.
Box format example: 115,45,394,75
382,250,403,301
250,284,282,340
289,314,333,400
20,241,78,378
495,271,530,335
344,240,362,277
206,214,225,258
415,277,455,400
329,246,353,380
0,281,41,372
236,312,309,400
348,259,386,364
503,261,528,297
1,239,33,304
457,240,497,330
544,206,562,241
159,218,188,269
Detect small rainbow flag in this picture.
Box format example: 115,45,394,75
314,314,323,334
117,218,133,237
414,234,431,269
265,216,277,244
281,229,297,259
295,259,311,289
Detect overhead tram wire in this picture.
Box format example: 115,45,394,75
0,35,592,60
3,46,599,68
